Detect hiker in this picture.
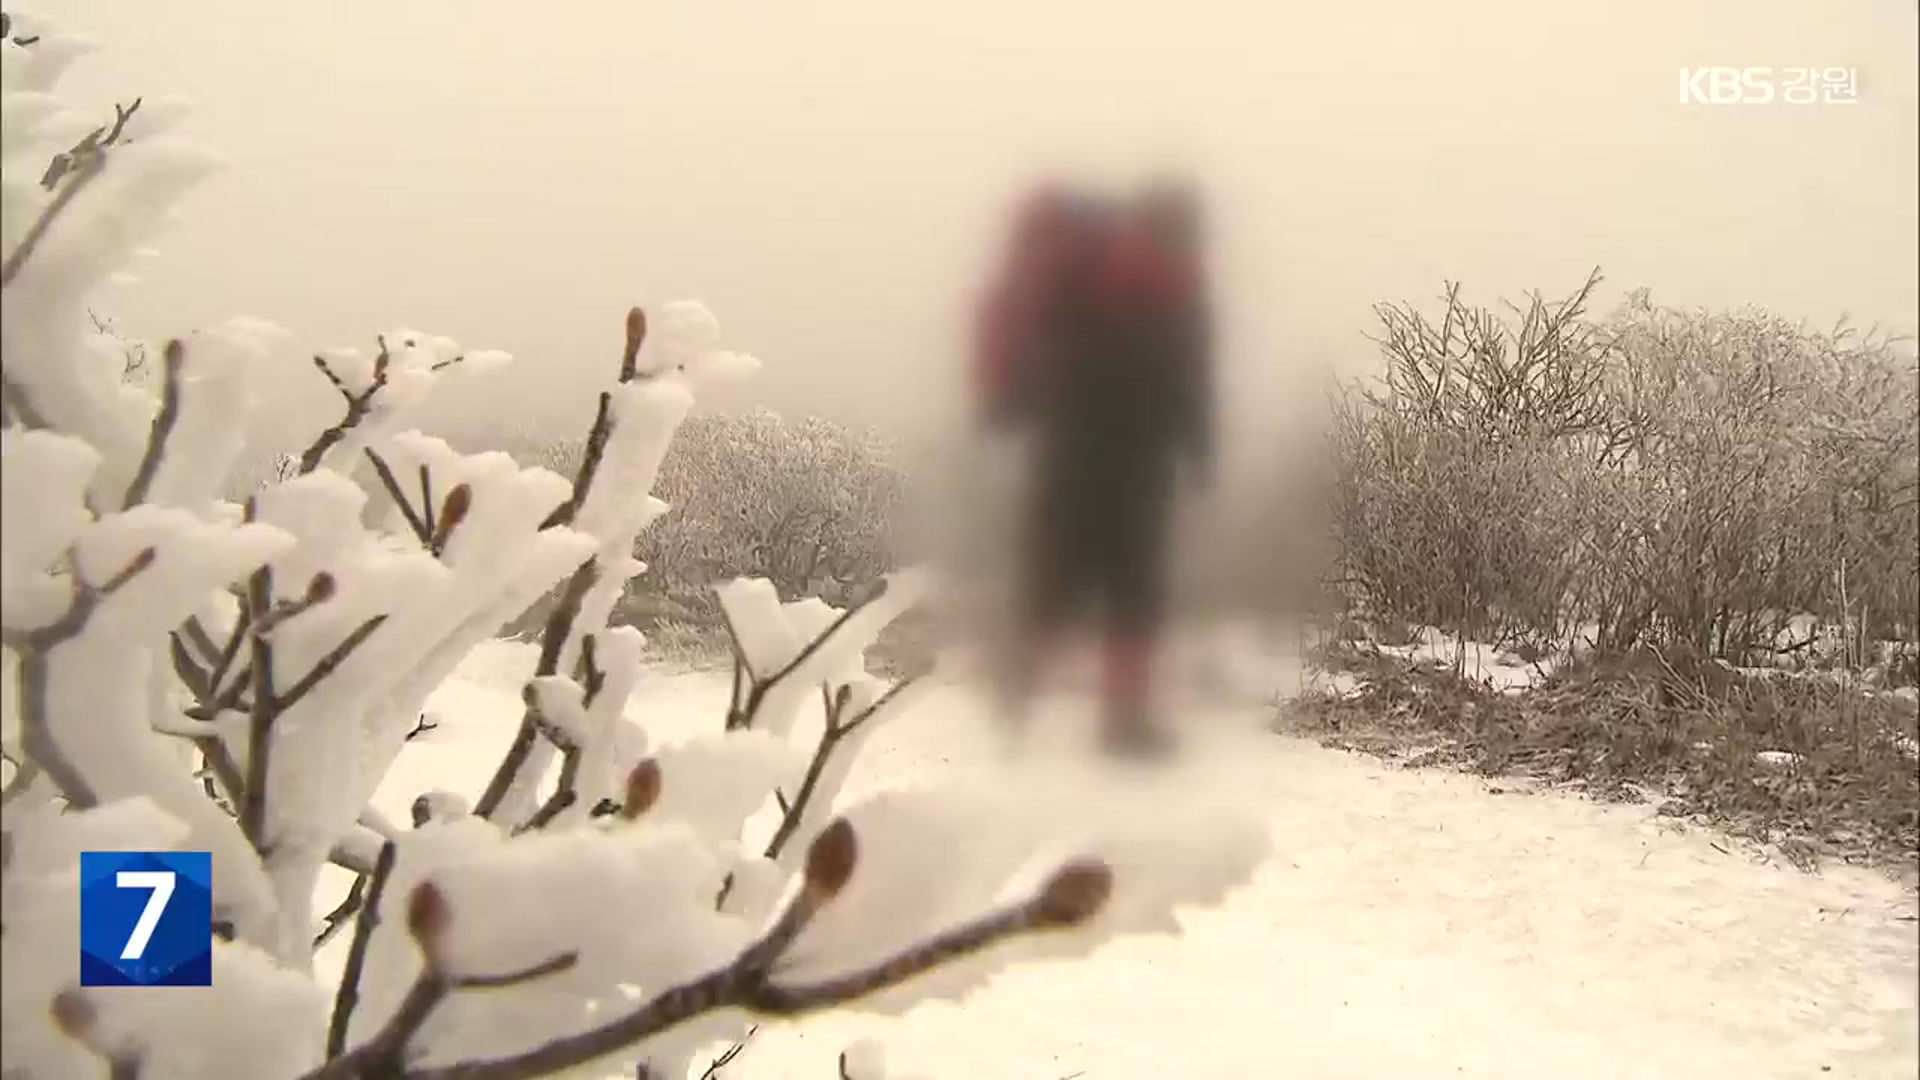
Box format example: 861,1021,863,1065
973,176,1215,758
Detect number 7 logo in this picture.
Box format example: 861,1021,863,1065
79,851,213,987
114,870,176,961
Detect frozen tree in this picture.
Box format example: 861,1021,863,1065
0,11,1269,1079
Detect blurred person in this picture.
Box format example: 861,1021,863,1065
973,175,1215,758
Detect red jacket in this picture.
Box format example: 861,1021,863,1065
976,199,1213,473
974,190,1081,425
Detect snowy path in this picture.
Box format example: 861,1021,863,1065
323,642,1920,1080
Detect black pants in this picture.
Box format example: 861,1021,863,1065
1019,450,1175,641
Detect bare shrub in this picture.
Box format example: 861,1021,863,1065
1586,294,1919,661
540,409,908,622
1327,270,1621,653
1311,272,1919,868
1327,272,1919,671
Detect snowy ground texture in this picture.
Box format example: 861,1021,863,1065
317,633,1920,1080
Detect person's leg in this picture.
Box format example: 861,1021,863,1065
1096,475,1177,758
997,473,1082,735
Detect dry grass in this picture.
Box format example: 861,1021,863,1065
1286,640,1920,874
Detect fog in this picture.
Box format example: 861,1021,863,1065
54,0,1920,484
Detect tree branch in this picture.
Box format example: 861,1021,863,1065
12,549,158,807
234,560,383,851
365,448,432,545
39,97,141,191
326,841,397,1058
763,676,918,861
395,825,1111,1080
722,580,891,733
119,340,186,509
473,562,598,821
299,343,391,475
238,565,277,848
314,881,579,1079
275,614,388,715
1,149,106,289
540,308,648,531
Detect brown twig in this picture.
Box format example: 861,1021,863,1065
313,882,579,1078
481,308,661,822
1,150,106,290
234,557,386,850
314,871,371,952
522,635,609,831
299,342,392,474
695,1026,757,1080
326,841,397,1058
9,549,157,806
120,340,186,509
763,675,918,861
540,308,648,532
365,448,432,544
39,98,142,191
721,580,891,734
395,825,1111,1080
474,561,600,821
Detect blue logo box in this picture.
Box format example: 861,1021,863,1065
78,851,213,987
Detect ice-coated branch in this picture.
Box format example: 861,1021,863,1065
472,563,598,821
314,870,370,950
475,307,675,826
39,96,143,191
314,881,580,1079
298,342,392,475
764,675,920,861
327,840,397,1058
233,560,384,849
118,339,184,510
364,448,433,545
390,816,1111,1080
8,547,157,805
517,633,617,832
0,147,106,291
540,308,647,532
721,580,888,734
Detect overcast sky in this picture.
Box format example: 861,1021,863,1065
50,0,1920,469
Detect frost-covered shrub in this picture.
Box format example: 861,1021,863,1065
1586,292,1919,658
1327,272,1619,650
0,12,1266,1079
1327,271,1920,667
543,409,908,618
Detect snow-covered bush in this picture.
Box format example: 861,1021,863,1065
541,409,908,617
1328,270,1920,668
0,12,1267,1079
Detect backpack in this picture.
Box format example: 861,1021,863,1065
973,190,1109,428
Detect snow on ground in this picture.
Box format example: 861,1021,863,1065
317,635,1920,1080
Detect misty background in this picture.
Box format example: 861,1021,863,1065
50,0,1920,493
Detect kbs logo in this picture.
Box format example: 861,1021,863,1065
1679,67,1861,106
78,851,213,987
